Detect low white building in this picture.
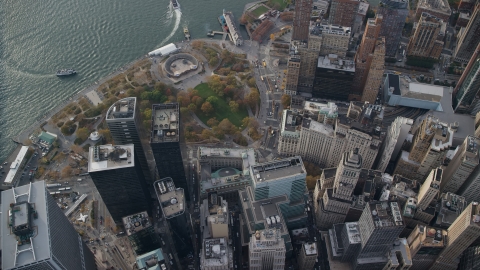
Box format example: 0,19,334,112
148,43,178,56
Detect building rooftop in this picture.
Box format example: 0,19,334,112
202,238,230,266
252,228,284,244
399,78,443,103
304,242,318,256
345,222,362,244
390,238,413,266
369,201,404,227
317,54,355,72
122,211,151,236
251,156,305,183
106,97,136,120
198,147,256,171
414,225,447,248
304,100,338,117
310,22,352,37
436,192,466,227
4,146,29,185
357,1,369,15
154,178,185,219
136,248,165,270
88,144,134,172
1,182,51,269
201,167,251,191
151,103,179,143
303,119,335,136
418,0,451,14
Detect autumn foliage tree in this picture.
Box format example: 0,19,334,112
252,20,274,42
281,94,291,108
201,101,214,115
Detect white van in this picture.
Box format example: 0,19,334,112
77,179,82,182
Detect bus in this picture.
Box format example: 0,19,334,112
260,76,264,81
58,188,66,191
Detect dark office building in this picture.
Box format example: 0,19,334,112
312,54,355,101
106,97,153,185
88,144,151,224
122,211,160,256
150,103,189,199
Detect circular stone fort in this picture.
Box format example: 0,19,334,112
164,53,199,77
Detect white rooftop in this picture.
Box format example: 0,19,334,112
4,146,29,185
345,222,361,244
308,120,335,136
88,144,135,172
304,243,318,256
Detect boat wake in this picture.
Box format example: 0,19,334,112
159,8,182,47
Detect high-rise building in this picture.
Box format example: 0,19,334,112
154,177,191,258
453,43,480,114
297,243,317,270
407,225,447,270
433,192,466,229
352,15,383,98
292,0,312,41
199,193,229,240
416,0,452,22
441,135,480,194
458,0,477,11
407,12,445,59
122,211,160,256
297,36,323,94
454,4,480,63
384,239,413,269
416,168,442,211
312,54,355,101
135,248,167,270
309,23,352,57
88,144,151,223
393,115,454,181
150,103,188,197
355,201,405,269
328,0,360,28
430,202,480,270
285,56,301,95
361,37,386,104
458,245,480,270
106,97,153,185
375,116,413,172
0,181,96,270
248,229,286,270
377,0,409,57
200,238,233,270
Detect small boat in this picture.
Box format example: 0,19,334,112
207,30,214,37
171,0,180,10
184,26,190,39
56,68,76,77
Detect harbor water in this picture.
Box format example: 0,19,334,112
0,0,251,160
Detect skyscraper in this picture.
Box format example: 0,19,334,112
407,225,447,270
454,4,480,63
407,12,445,59
150,103,188,197
416,167,442,211
442,135,480,195
361,37,386,104
430,202,480,270
297,243,317,270
375,116,413,172
249,229,286,270
122,211,160,256
292,0,312,41
328,0,360,28
88,144,151,223
313,54,355,101
1,181,96,270
285,56,301,95
377,0,409,57
106,97,153,185
453,43,480,114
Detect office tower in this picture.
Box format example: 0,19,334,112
340,222,362,262
430,202,480,270
278,102,383,170
312,54,355,101
407,13,445,59
248,229,286,270
407,225,447,270
328,0,360,28
199,192,229,240
285,56,301,95
434,192,467,229
310,23,352,57
416,168,442,211
200,238,233,270
1,181,96,270
352,15,383,97
384,239,413,269
355,201,405,269
453,43,480,114
106,97,153,185
454,4,480,63
375,116,413,172
377,0,409,57
88,144,151,224
292,0,312,41
297,35,323,94
316,149,363,229
123,211,160,256
416,0,452,22
150,103,188,197
154,177,191,257
458,245,480,270
135,248,167,270
393,115,454,181
298,243,317,270
353,2,370,33
361,37,386,104
442,136,480,194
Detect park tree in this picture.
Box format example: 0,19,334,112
246,88,260,109
201,101,214,115
281,94,291,108
218,119,237,134
201,129,214,140
206,96,219,106
212,126,225,139
188,103,197,112
76,127,90,142
229,101,239,112
143,108,152,120
247,77,256,87
209,57,219,67
207,117,219,127
191,40,204,50
98,129,113,144
195,97,204,107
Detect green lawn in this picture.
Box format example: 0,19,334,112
251,5,269,18
195,83,248,127
267,0,288,10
